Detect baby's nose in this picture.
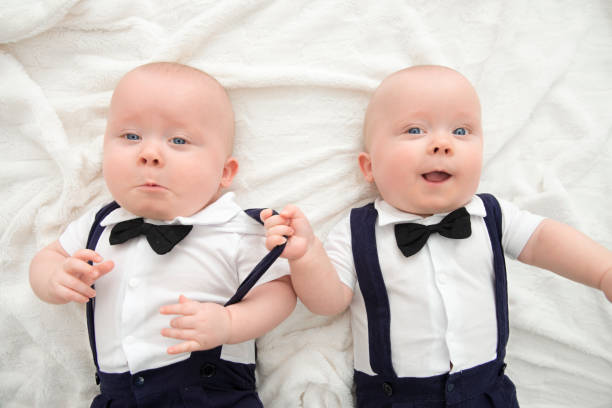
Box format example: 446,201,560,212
138,142,164,166
428,135,454,155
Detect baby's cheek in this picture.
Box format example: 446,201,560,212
385,162,409,187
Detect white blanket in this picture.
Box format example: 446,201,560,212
1,1,611,407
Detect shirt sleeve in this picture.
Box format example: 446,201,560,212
323,214,357,290
498,198,545,260
236,232,290,289
58,206,100,255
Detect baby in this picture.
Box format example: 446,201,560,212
263,65,612,407
29,62,296,407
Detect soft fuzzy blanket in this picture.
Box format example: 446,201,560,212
1,1,611,407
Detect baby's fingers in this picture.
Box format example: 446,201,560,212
61,288,92,304
160,300,197,316
279,204,304,220
162,335,199,354
259,208,274,223
161,327,211,354
62,257,99,284
161,327,195,341
262,213,289,230
63,255,113,286
53,274,96,303
72,249,104,264
264,225,291,250
265,235,287,251
92,260,114,281
167,341,199,354
266,224,294,238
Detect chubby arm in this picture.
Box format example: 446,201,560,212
226,275,296,343
518,218,612,302
261,205,353,316
29,240,114,304
160,275,296,353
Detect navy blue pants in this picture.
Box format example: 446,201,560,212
354,360,519,408
90,348,262,408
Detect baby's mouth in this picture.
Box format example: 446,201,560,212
422,171,451,182
139,181,167,190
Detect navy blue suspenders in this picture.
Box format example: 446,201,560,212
227,209,286,307
350,202,396,378
85,202,285,373
350,194,512,404
479,193,510,362
86,201,120,370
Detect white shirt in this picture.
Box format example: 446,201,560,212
59,192,289,374
325,195,543,378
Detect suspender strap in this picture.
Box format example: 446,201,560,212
350,203,396,378
477,193,509,359
86,201,120,370
226,209,286,306
84,204,284,371
86,201,121,252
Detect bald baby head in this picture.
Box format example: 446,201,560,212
113,62,236,154
363,65,481,151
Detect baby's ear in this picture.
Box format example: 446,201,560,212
358,152,374,183
220,157,239,188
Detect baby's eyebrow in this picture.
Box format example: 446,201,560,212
454,111,480,121
116,128,141,134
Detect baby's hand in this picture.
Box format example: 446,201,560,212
49,249,114,304
261,205,314,261
160,295,232,354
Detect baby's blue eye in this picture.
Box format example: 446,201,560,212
453,128,467,136
124,133,140,141
407,127,422,135
171,137,186,145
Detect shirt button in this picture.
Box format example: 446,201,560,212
129,278,140,288
134,376,145,386
447,382,455,392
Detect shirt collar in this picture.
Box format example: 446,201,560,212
100,192,242,227
375,195,487,226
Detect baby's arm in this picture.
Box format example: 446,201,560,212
159,276,296,354
29,240,114,304
518,218,612,302
261,205,353,316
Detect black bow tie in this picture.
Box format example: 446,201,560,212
394,207,472,257
109,218,193,255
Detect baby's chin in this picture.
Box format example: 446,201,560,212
126,206,175,221
118,200,185,221
386,197,472,216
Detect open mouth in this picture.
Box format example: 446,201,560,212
422,171,451,183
